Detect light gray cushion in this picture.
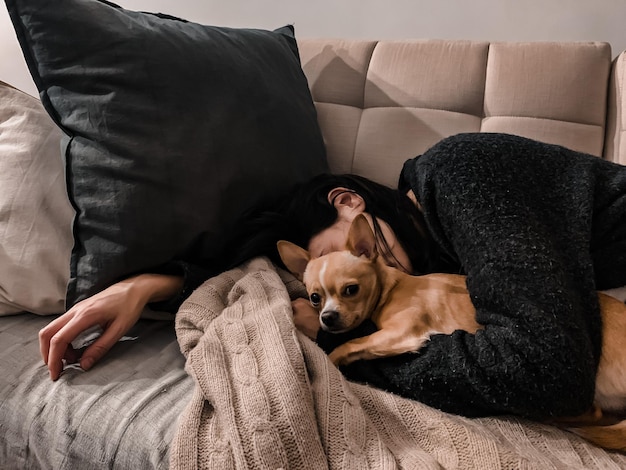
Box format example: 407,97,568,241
0,80,73,315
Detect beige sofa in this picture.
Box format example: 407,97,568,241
1,39,626,469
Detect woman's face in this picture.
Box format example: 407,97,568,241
307,210,413,274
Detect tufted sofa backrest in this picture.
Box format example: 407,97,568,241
298,39,617,187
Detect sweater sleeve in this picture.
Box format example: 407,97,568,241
329,133,607,420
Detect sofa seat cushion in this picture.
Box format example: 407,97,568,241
0,313,191,467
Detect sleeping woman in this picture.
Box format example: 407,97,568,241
39,132,626,421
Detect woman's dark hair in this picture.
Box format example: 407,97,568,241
222,173,441,275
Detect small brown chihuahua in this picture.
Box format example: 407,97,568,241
277,213,626,452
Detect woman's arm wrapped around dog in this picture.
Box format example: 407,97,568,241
320,133,626,420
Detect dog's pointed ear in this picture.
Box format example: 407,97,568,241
276,240,310,281
346,214,377,260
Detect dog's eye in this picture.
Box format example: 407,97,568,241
310,293,321,306
344,285,359,297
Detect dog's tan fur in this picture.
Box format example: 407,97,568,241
277,213,626,452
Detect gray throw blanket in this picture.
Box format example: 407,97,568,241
170,257,626,469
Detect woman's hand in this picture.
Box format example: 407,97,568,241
39,273,183,380
291,297,321,339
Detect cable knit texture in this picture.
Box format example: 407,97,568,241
170,257,626,469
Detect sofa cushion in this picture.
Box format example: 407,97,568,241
0,81,74,315
299,39,611,188
299,39,489,186
6,0,328,306
482,42,611,155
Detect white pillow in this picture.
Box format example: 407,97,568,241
0,80,74,315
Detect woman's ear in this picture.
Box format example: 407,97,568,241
327,187,365,216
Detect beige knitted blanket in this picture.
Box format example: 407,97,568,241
170,257,626,469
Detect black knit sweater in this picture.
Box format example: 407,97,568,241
318,133,626,420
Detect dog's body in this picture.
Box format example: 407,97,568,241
325,268,480,365
277,214,626,452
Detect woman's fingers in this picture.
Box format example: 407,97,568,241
79,321,127,372
37,274,182,381
39,294,119,380
44,313,105,380
38,311,74,366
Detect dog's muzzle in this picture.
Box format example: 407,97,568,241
320,310,340,329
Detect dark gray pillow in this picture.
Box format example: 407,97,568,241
6,0,328,307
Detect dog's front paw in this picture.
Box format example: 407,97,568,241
328,346,352,367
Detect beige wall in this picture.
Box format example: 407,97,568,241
2,0,625,97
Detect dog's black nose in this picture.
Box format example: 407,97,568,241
321,310,339,327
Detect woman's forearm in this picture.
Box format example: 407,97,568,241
126,273,184,305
